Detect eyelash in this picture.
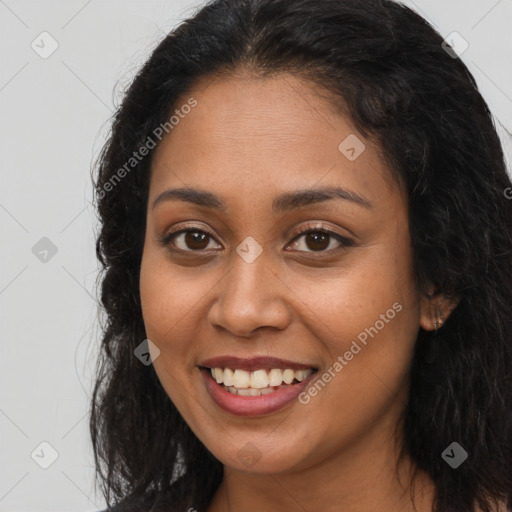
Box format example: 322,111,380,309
159,223,354,257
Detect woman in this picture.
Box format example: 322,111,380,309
90,0,512,511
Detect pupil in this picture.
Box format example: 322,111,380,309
306,232,329,251
185,231,208,250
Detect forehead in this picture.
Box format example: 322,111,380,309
149,71,402,212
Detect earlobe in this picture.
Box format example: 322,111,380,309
419,290,459,332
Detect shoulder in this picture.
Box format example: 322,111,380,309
96,476,196,512
97,494,180,512
97,492,156,512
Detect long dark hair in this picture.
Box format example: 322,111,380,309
90,1,512,511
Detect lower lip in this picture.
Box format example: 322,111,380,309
200,368,317,417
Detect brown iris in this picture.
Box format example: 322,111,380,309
304,232,330,251
185,231,209,250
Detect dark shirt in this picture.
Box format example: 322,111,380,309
97,476,199,512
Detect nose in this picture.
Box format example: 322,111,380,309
207,250,292,337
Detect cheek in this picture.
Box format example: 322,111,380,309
139,248,221,402
287,244,419,357
139,248,208,342
139,252,199,413
139,251,193,394
291,242,420,417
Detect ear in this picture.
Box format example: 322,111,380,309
419,287,459,331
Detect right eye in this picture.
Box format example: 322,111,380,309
160,228,222,252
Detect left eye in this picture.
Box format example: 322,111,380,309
287,229,349,253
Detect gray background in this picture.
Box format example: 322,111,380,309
1,1,511,510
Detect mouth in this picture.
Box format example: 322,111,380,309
198,356,319,416
204,366,314,395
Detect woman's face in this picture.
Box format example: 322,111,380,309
140,71,434,474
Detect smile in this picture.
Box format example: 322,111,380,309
199,356,319,416
209,367,313,395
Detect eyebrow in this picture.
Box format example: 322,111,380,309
151,185,372,213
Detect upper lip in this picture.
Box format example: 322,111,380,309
199,356,318,372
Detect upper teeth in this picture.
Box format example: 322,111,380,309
210,368,313,388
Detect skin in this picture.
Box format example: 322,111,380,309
139,70,455,512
